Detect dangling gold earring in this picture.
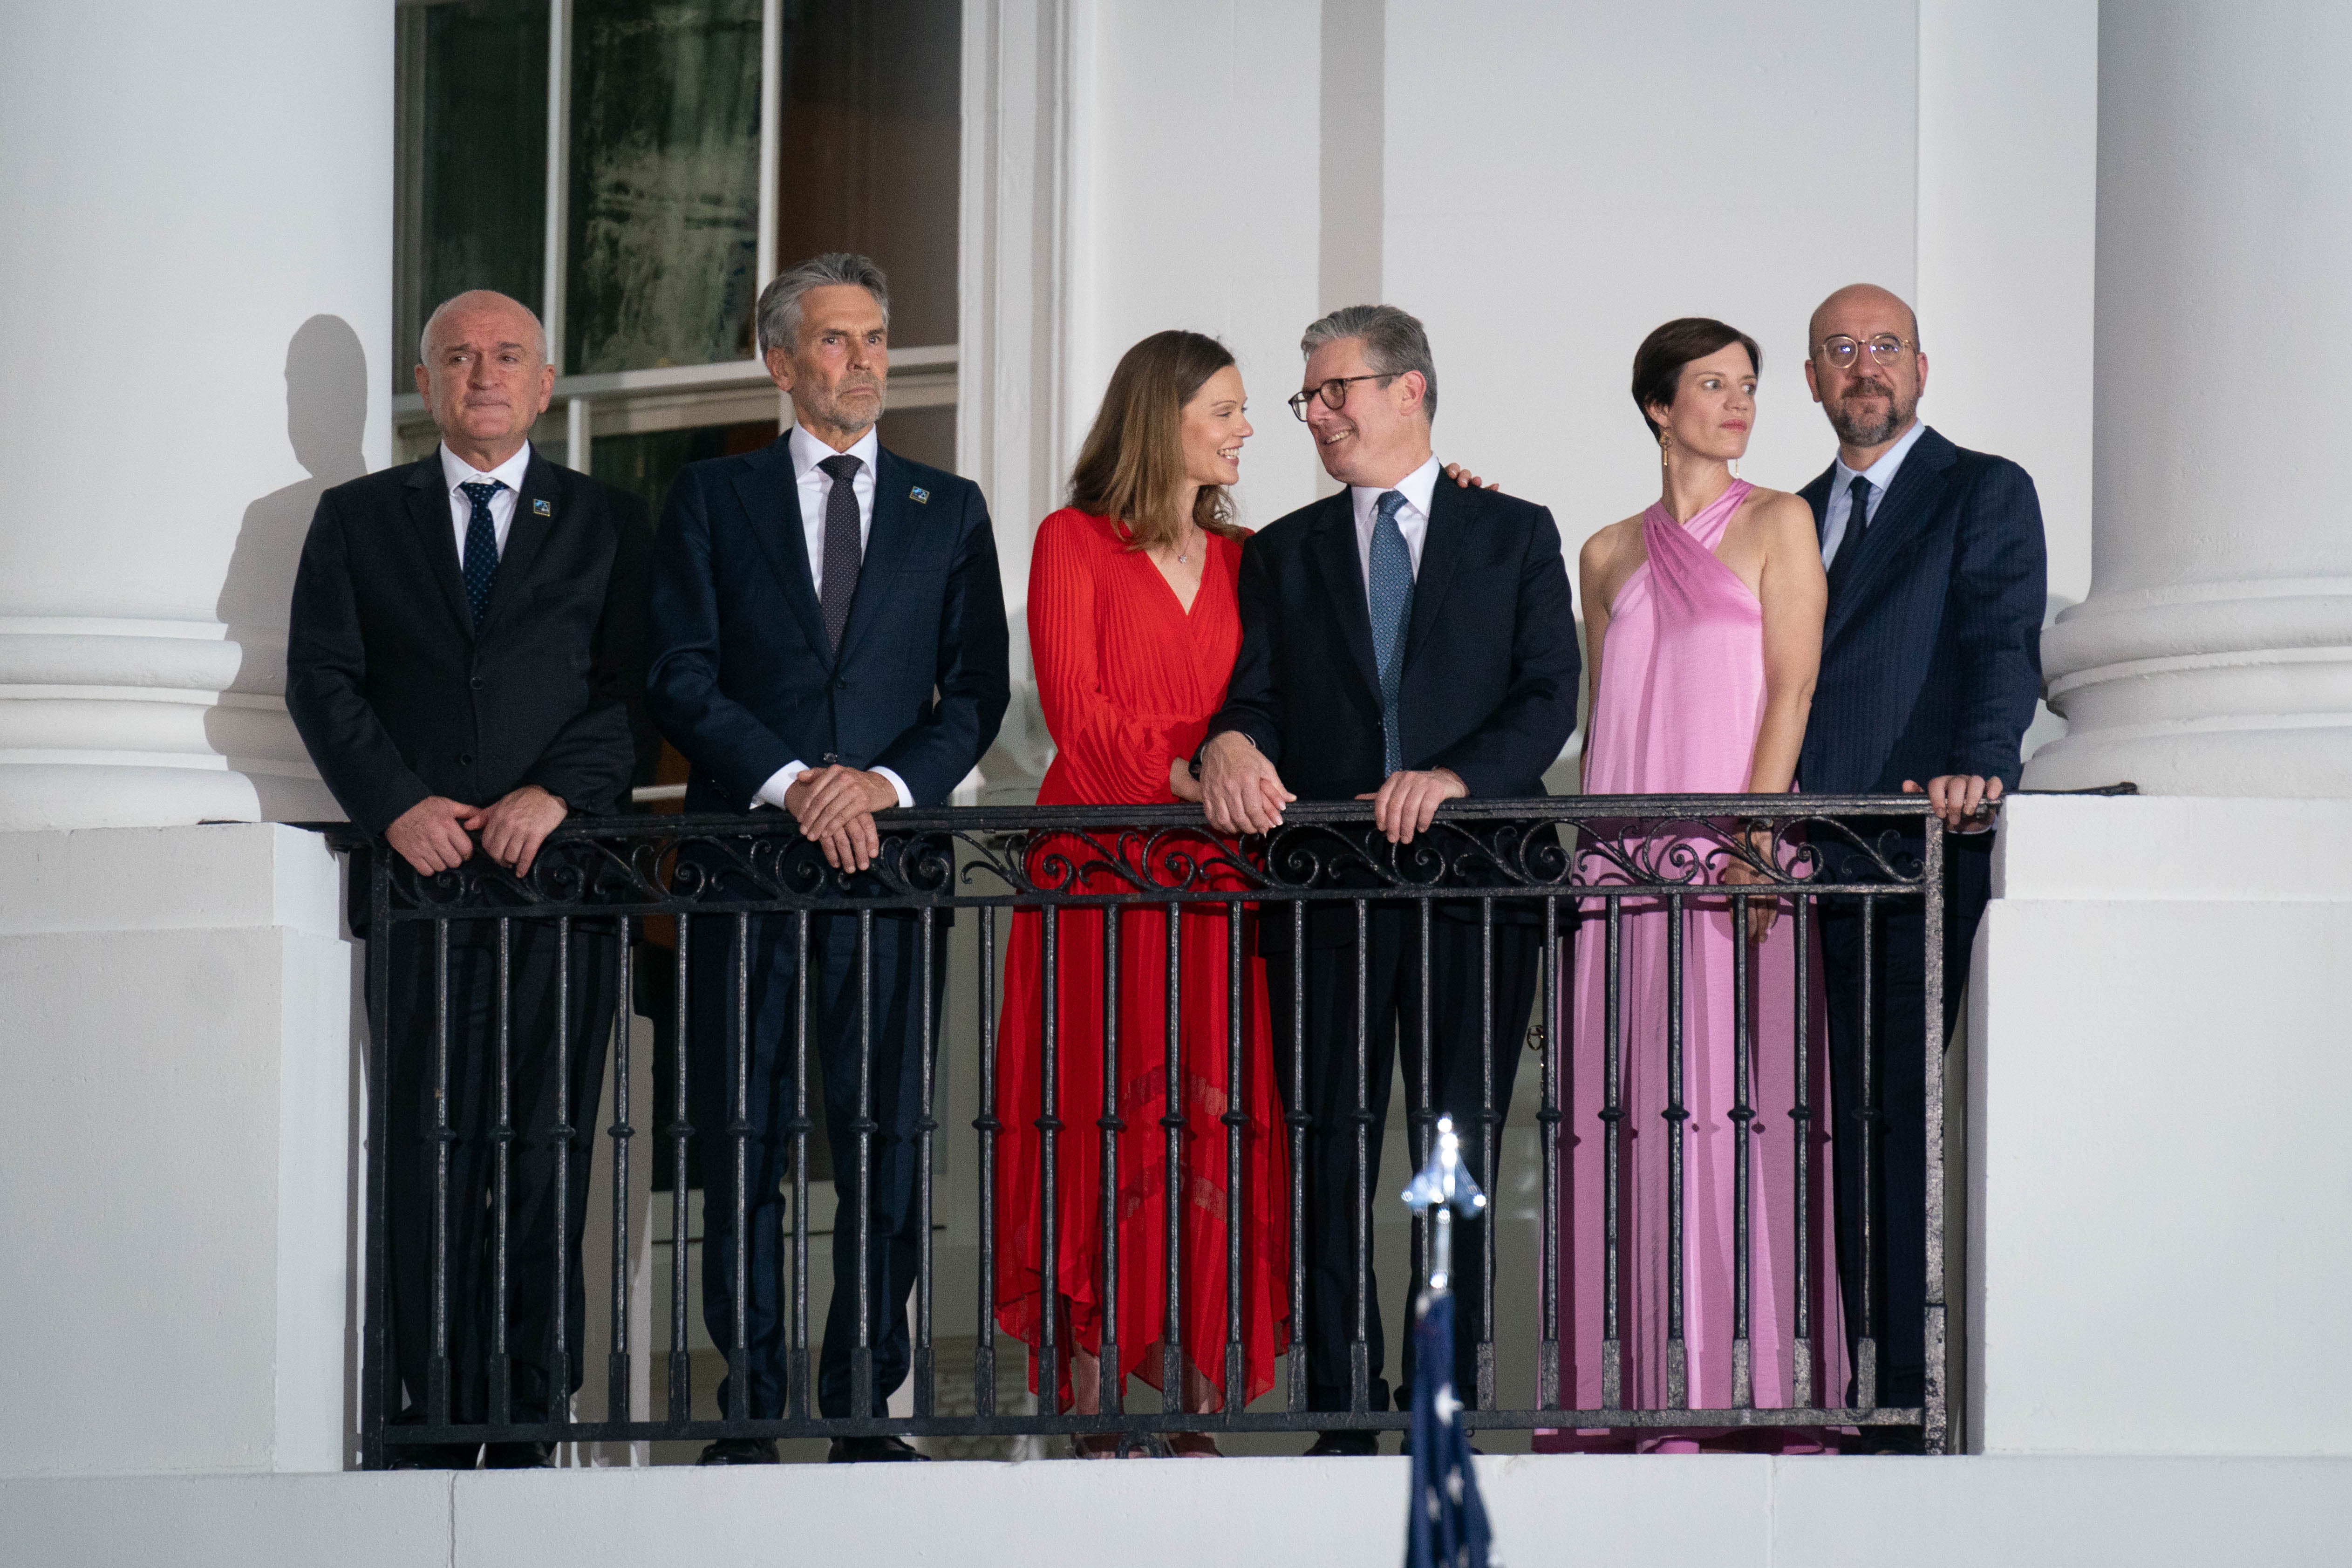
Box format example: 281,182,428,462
1730,457,1740,479
1659,430,1672,470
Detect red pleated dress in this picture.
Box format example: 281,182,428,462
992,509,1291,1407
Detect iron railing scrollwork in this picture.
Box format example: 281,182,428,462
341,793,1970,1463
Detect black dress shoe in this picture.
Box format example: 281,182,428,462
389,1442,480,1471
827,1435,931,1463
697,1438,781,1466
1303,1430,1380,1457
483,1441,554,1469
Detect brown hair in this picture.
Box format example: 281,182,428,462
1631,317,1762,438
1068,330,1248,552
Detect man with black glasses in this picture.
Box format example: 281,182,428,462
1198,304,1579,1454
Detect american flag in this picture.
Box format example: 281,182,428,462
1403,1116,1495,1568
1405,1289,1493,1568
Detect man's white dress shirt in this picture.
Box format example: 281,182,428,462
755,423,913,811
1819,417,1928,568
1348,452,1441,588
439,442,532,563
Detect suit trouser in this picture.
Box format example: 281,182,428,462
690,908,948,1419
383,919,615,1427
1819,836,1989,1412
1264,904,1540,1414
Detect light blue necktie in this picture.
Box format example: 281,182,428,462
458,479,502,630
1368,489,1415,776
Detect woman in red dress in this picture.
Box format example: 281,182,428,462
993,331,1290,1456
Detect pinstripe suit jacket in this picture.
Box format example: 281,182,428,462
1796,425,2046,794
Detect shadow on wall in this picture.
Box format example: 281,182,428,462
208,314,372,819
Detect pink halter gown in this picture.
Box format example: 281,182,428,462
1538,480,1847,1452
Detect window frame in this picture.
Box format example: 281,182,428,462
390,0,961,471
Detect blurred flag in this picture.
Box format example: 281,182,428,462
1405,1288,1492,1567
1402,1111,1496,1568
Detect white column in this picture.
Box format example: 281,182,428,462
0,2,391,831
2030,1,2352,797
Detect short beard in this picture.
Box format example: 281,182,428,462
799,376,888,441
1828,382,1916,448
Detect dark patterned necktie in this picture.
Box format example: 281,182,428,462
817,453,864,656
1368,489,1415,776
459,479,502,630
1826,472,1871,603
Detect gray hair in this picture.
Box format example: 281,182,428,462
757,252,891,357
1300,303,1438,424
418,291,547,367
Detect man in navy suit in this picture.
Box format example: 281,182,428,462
1200,305,1580,1453
646,253,1009,1462
1795,283,2045,1446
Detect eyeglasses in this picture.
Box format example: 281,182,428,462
1815,334,1916,370
1287,373,1395,421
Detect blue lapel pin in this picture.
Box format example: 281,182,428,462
532,498,552,517
910,486,930,504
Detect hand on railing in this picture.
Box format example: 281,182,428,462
1903,774,2003,833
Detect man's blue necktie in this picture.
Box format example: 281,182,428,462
1368,488,1415,776
459,479,502,630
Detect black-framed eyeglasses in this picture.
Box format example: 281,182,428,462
1815,334,1915,370
1287,373,1395,421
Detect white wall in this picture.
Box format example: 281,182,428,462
1970,797,2352,1455
1917,0,2097,611
1383,1,1915,555
0,825,354,1476
1068,1,1327,535
1029,0,2100,655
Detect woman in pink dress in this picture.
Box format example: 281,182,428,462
1539,318,1845,1453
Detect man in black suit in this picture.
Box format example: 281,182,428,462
287,289,651,1469
645,252,1009,1463
1795,283,2046,1446
1199,305,1579,1453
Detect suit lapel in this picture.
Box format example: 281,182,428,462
834,447,910,668
1823,426,1957,646
402,452,473,637
730,436,832,661
1402,475,1466,669
1307,492,1382,706
477,452,561,634
1799,463,1834,536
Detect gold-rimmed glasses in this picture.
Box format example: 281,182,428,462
1287,373,1394,421
1814,334,1915,371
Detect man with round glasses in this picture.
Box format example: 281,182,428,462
1795,282,2047,1451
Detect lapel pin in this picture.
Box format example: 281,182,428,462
532,498,552,516
910,486,930,504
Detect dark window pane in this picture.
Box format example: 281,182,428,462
567,0,764,373
395,0,551,393
593,419,777,518
876,404,955,473
774,0,961,349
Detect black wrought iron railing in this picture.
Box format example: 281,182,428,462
344,794,1974,1465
